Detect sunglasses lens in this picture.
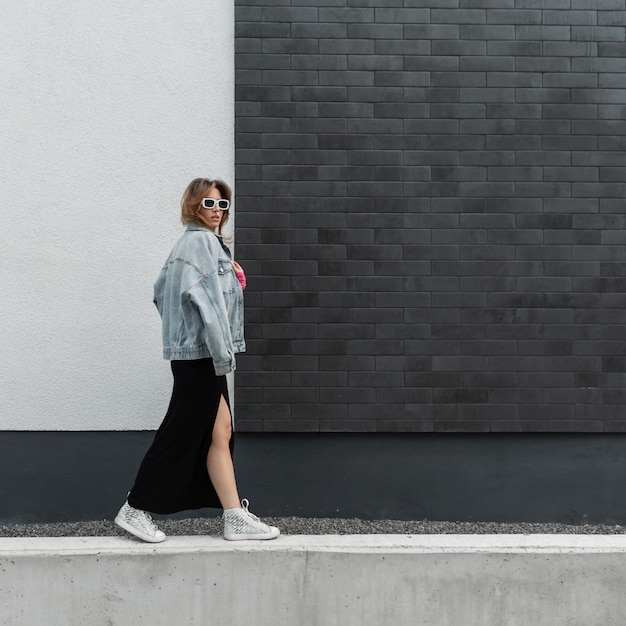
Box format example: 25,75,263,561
202,199,215,209
218,200,230,210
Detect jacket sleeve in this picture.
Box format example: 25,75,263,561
187,265,236,376
153,266,166,317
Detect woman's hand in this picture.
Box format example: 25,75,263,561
232,261,246,290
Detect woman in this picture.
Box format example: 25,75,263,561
115,178,279,543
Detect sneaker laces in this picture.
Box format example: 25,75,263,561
240,498,260,523
131,506,158,532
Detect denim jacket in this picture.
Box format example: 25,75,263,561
153,223,245,375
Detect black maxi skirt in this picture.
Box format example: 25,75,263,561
127,358,233,514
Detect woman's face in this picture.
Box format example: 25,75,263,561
198,186,225,232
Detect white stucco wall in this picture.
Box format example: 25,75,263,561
0,1,234,430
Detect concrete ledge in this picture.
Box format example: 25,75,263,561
2,535,626,625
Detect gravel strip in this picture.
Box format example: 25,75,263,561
0,518,624,538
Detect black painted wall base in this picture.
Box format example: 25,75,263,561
1,431,625,525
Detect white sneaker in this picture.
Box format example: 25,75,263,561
115,501,166,543
223,499,280,541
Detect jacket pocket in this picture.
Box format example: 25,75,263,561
218,260,235,296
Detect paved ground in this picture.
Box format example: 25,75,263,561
1,517,624,537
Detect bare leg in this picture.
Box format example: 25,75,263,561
206,395,241,510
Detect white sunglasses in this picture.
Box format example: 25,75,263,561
201,198,230,211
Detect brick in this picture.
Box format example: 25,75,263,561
430,165,485,182
598,10,626,25
347,213,404,229
319,7,374,21
292,55,348,72
405,120,460,137
487,72,541,88
599,135,626,150
347,86,404,102
600,260,626,275
488,41,542,56
291,24,347,39
319,38,375,54
347,118,403,134
406,88,461,104
488,166,542,181
573,89,626,104
459,151,514,166
261,7,318,22
431,8,486,23
406,56,460,71
545,167,599,182
518,405,574,420
517,88,571,104
374,39,431,55
236,21,290,38
460,306,516,324
434,420,491,433
487,103,541,118
433,356,490,371
572,57,626,72
461,24,515,39
378,420,434,433
347,23,403,38
461,0,514,6
374,71,430,87
236,38,263,54
432,40,487,56
547,421,604,433
320,420,375,433
318,164,372,180
262,38,318,54
432,72,487,88
236,85,291,102
515,182,572,197
431,103,485,118
545,41,600,57
518,25,572,40
543,136,599,151
572,26,625,41
292,404,346,422
516,57,571,73
599,73,626,88
347,55,403,71
515,0,570,8
543,10,598,25
375,8,430,22
574,182,626,197
599,42,626,56
404,24,459,39
460,244,515,260
488,135,542,150
544,73,598,88
461,56,515,72
461,182,516,197
264,420,320,433
237,53,291,70
377,323,432,339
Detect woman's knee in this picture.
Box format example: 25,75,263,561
212,398,233,445
213,419,232,445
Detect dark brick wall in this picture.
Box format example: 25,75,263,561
233,0,626,434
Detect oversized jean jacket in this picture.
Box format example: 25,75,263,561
153,223,245,375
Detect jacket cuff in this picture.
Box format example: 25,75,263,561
214,358,236,376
